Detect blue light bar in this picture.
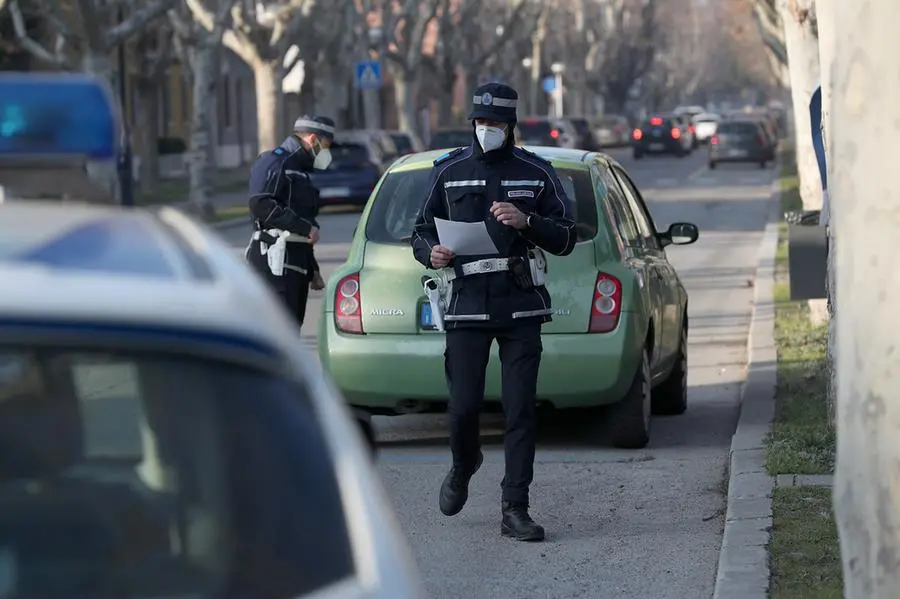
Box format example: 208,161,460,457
0,73,119,160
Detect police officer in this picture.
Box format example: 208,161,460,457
246,116,335,330
410,83,576,541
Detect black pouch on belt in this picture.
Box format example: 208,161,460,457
508,256,534,289
258,232,278,245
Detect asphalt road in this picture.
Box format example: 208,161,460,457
216,146,777,599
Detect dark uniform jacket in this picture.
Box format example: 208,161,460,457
410,138,576,329
247,135,320,278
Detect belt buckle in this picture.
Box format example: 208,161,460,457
480,260,494,272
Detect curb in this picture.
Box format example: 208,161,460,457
712,181,781,598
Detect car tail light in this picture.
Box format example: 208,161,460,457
671,127,681,139
632,128,642,140
335,273,364,334
689,125,696,134
550,129,560,139
710,135,718,145
589,273,622,333
650,116,663,126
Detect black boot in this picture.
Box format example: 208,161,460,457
501,502,545,541
439,450,483,516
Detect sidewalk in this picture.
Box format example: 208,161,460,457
713,154,840,599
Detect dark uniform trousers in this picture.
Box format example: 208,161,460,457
445,322,542,506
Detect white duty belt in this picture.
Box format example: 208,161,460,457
247,229,312,276
445,258,510,282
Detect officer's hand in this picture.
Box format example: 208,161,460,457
310,272,325,290
430,245,455,268
308,227,320,245
490,202,527,229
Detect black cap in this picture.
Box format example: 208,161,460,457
468,82,518,123
293,115,336,141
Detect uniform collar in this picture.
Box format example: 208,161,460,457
280,135,315,167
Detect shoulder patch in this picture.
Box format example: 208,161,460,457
272,147,286,156
433,147,465,166
517,146,552,165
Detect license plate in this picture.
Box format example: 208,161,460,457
319,187,350,198
728,149,745,157
651,130,661,137
420,303,435,329
650,143,664,151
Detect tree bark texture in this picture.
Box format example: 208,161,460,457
778,0,821,211
391,67,418,134
135,82,161,193
828,1,900,596
253,60,284,153
185,41,218,218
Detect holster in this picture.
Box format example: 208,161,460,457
508,256,534,289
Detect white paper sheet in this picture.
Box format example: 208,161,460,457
434,218,499,256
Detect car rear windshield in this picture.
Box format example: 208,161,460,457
429,130,471,149
517,120,553,138
329,142,370,166
365,166,598,244
390,134,413,155
569,119,590,135
0,345,356,597
719,122,759,135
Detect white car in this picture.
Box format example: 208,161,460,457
692,112,722,144
0,73,426,599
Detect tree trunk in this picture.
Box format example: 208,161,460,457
778,0,821,211
185,42,218,219
135,82,160,194
437,65,456,127
253,60,284,153
815,0,837,425
829,2,900,596
392,67,418,134
80,52,120,202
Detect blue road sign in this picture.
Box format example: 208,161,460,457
355,60,382,90
542,76,556,93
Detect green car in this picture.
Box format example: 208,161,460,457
318,146,699,448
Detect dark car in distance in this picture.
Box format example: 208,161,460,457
632,114,692,158
428,128,472,150
708,119,774,169
308,139,382,206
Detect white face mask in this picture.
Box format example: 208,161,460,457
475,124,507,153
313,147,332,170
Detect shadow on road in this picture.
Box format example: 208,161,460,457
374,380,742,453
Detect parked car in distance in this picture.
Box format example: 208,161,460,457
308,133,383,206
515,117,577,148
428,128,472,150
708,119,773,169
318,146,700,449
567,116,601,151
388,130,424,156
692,112,721,144
632,114,693,158
594,115,632,147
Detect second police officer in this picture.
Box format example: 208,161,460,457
410,83,576,541
246,115,336,331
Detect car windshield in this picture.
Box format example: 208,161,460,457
429,130,471,150
389,134,413,155
517,121,553,138
719,122,759,136
329,142,371,166
365,166,598,244
0,345,355,597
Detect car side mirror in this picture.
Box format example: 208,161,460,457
659,222,699,247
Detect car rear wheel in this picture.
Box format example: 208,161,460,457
759,160,767,169
708,160,717,170
633,150,643,159
651,320,688,415
608,348,651,449
356,414,377,456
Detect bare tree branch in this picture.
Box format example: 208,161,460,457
8,0,70,67
105,0,179,49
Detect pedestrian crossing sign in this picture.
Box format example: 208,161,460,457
355,60,382,90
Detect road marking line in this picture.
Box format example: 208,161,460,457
687,163,709,181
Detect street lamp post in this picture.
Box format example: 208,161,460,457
116,4,134,206
363,27,383,130
551,62,565,119
521,57,532,115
